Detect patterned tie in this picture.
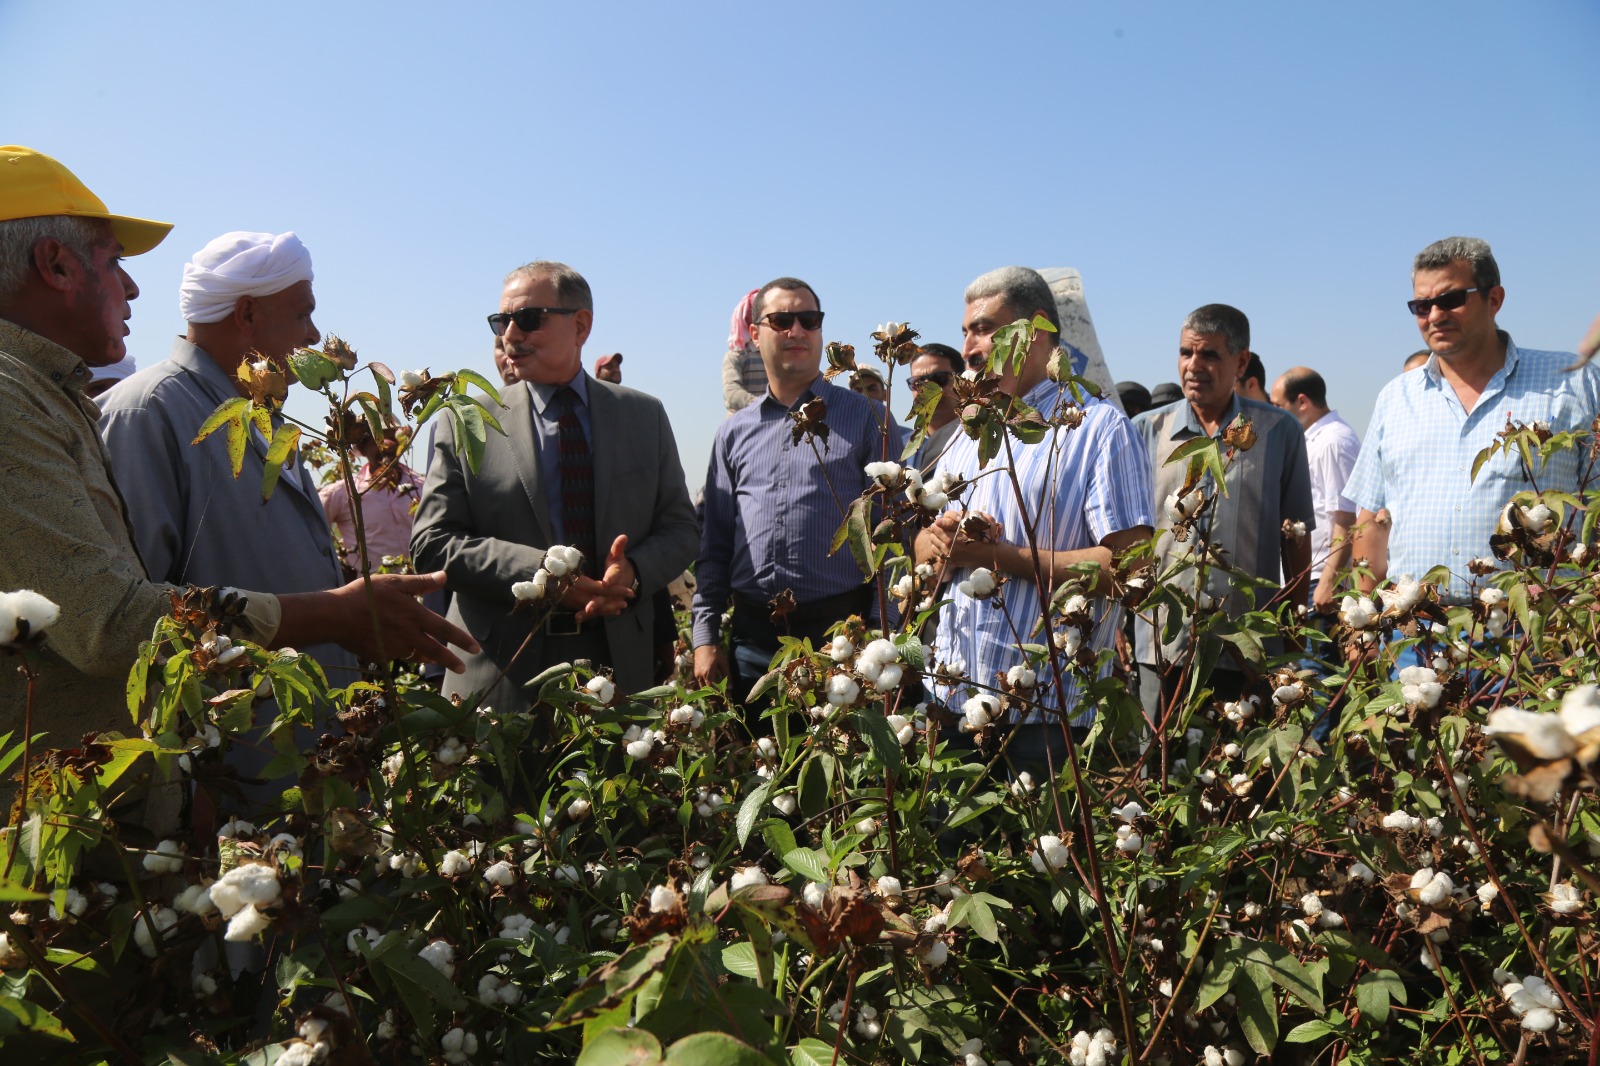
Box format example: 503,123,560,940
554,387,597,575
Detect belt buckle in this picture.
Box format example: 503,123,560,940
546,611,582,637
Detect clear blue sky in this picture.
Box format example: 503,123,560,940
5,1,1597,490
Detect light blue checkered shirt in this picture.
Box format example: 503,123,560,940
932,380,1155,725
1344,337,1600,599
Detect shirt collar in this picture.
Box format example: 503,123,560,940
1305,409,1342,438
760,373,829,413
529,368,590,415
1169,393,1242,440
0,317,95,394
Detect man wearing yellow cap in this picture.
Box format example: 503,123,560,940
0,146,478,800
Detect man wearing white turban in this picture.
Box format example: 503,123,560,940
99,231,357,686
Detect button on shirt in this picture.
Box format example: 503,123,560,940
1303,410,1361,576
527,372,593,548
1344,339,1600,599
931,382,1155,725
693,377,899,648
1134,395,1315,664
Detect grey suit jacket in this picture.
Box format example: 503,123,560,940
412,375,698,710
98,338,356,682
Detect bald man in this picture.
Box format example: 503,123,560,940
1270,366,1360,613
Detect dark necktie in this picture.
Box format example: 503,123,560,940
554,387,597,575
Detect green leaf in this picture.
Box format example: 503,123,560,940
737,783,773,847
830,496,875,578
1195,939,1239,1012
1469,440,1498,484
1246,940,1325,1013
0,993,73,1041
762,819,799,859
224,412,248,478
720,942,760,980
1283,1018,1340,1044
577,1026,665,1066
950,892,1000,943
0,878,45,902
1355,968,1405,1026
261,422,302,501
454,368,504,407
781,847,828,885
663,1033,772,1066
191,396,249,447
1234,958,1279,1055
851,708,904,772
450,398,490,474
790,1039,838,1066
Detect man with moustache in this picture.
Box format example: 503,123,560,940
1133,303,1314,723
0,146,476,805
1346,237,1600,604
413,260,697,712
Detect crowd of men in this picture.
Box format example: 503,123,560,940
4,144,1600,810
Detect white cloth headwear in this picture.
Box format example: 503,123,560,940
179,231,314,325
89,356,137,385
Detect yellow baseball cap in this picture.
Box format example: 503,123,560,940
1,145,172,255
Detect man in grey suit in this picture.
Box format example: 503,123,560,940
100,230,358,684
412,260,697,714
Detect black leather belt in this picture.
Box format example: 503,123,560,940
733,587,872,628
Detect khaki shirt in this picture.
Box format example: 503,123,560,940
0,320,278,764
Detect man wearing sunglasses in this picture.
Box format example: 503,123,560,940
693,277,900,709
1345,237,1600,607
907,342,964,472
413,261,698,714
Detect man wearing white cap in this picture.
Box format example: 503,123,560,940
99,230,363,682
0,146,478,810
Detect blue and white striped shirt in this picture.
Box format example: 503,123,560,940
693,377,900,647
932,381,1155,725
1344,338,1600,599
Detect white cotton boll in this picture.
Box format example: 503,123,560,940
731,867,768,892
484,861,516,887
1520,977,1562,1010
1486,607,1509,639
1006,664,1036,689
855,817,880,835
1033,835,1070,873
803,882,827,909
1559,685,1600,738
962,693,999,731
224,903,272,942
828,635,855,662
961,568,996,598
826,673,861,707
50,886,89,920
919,940,949,967
756,736,778,758
857,657,884,685
143,839,186,874
887,714,915,746
441,1027,479,1064
418,939,456,979
131,906,178,957
1348,862,1376,883
542,552,571,578
1518,503,1554,534
647,885,679,914
919,490,949,510
441,849,472,877
217,817,256,839
1113,802,1144,823
1012,771,1036,797
1300,892,1324,918
500,914,533,940
877,876,903,898
1061,593,1089,616
173,882,218,917
1114,826,1144,853
1521,1008,1558,1032
1484,708,1576,759
566,795,592,820
1272,683,1303,706
1418,870,1454,906
1383,810,1422,832
1547,883,1583,914
625,736,654,760
276,1044,321,1066
1164,491,1201,523
1222,742,1241,758
585,675,615,704
0,590,60,645
1476,883,1498,906
862,638,898,665
1317,909,1346,928
865,461,903,485
668,705,705,729
873,663,904,692
1381,578,1423,614
773,793,798,816
1340,594,1379,629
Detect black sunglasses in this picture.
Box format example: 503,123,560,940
908,370,955,390
1406,288,1481,317
487,306,578,336
759,310,825,332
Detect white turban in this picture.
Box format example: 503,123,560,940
179,231,314,325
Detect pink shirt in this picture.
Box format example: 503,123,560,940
319,462,425,567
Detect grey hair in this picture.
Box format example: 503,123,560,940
504,260,593,312
1413,237,1500,293
0,215,105,302
964,266,1060,330
1182,304,1251,357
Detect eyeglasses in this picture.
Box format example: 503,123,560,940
758,310,825,332
1406,288,1482,317
908,370,955,391
487,306,579,336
